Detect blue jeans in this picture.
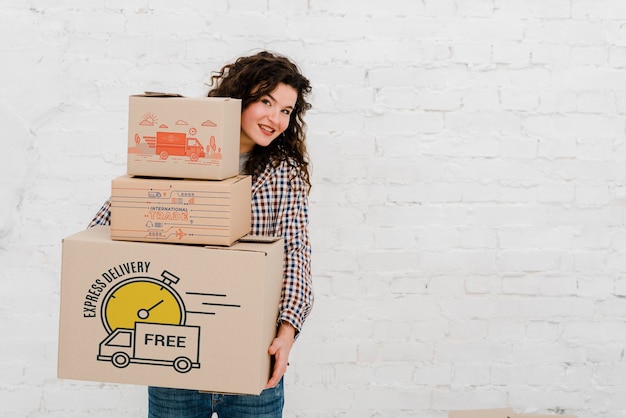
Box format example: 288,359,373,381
148,379,284,418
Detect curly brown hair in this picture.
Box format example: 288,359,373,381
207,51,312,187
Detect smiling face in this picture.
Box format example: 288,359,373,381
239,82,298,154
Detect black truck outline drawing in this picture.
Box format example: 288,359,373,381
97,322,201,373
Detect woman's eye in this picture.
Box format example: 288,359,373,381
281,109,291,115
261,99,271,105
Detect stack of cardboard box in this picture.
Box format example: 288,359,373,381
114,94,249,246
58,94,285,395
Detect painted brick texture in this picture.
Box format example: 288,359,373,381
2,1,626,417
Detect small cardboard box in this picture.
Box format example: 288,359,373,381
127,94,241,180
110,174,251,246
449,409,578,418
58,226,284,395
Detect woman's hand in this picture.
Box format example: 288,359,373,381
265,322,296,388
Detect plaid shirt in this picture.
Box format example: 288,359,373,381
88,159,313,334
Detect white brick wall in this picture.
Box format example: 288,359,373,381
2,1,626,417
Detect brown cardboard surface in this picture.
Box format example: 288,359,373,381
110,174,251,246
514,415,578,418
449,409,514,418
450,409,578,418
127,95,241,180
58,226,284,395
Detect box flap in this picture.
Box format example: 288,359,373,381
450,408,514,418
204,238,283,255
238,235,281,244
118,174,249,186
131,93,238,102
142,91,184,97
63,225,109,243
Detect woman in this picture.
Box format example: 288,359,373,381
89,51,314,417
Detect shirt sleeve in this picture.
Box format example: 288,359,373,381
272,165,314,335
88,199,112,228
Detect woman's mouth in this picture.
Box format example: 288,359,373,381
259,124,275,136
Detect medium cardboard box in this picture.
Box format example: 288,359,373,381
127,94,241,180
110,174,251,246
449,409,578,418
58,226,284,395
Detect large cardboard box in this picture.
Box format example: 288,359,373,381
449,409,578,418
110,174,251,246
58,226,284,395
127,94,241,180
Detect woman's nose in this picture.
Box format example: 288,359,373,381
267,107,280,122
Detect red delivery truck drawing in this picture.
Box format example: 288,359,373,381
156,132,206,161
97,322,201,373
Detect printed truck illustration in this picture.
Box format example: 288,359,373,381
156,132,206,161
97,322,201,373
